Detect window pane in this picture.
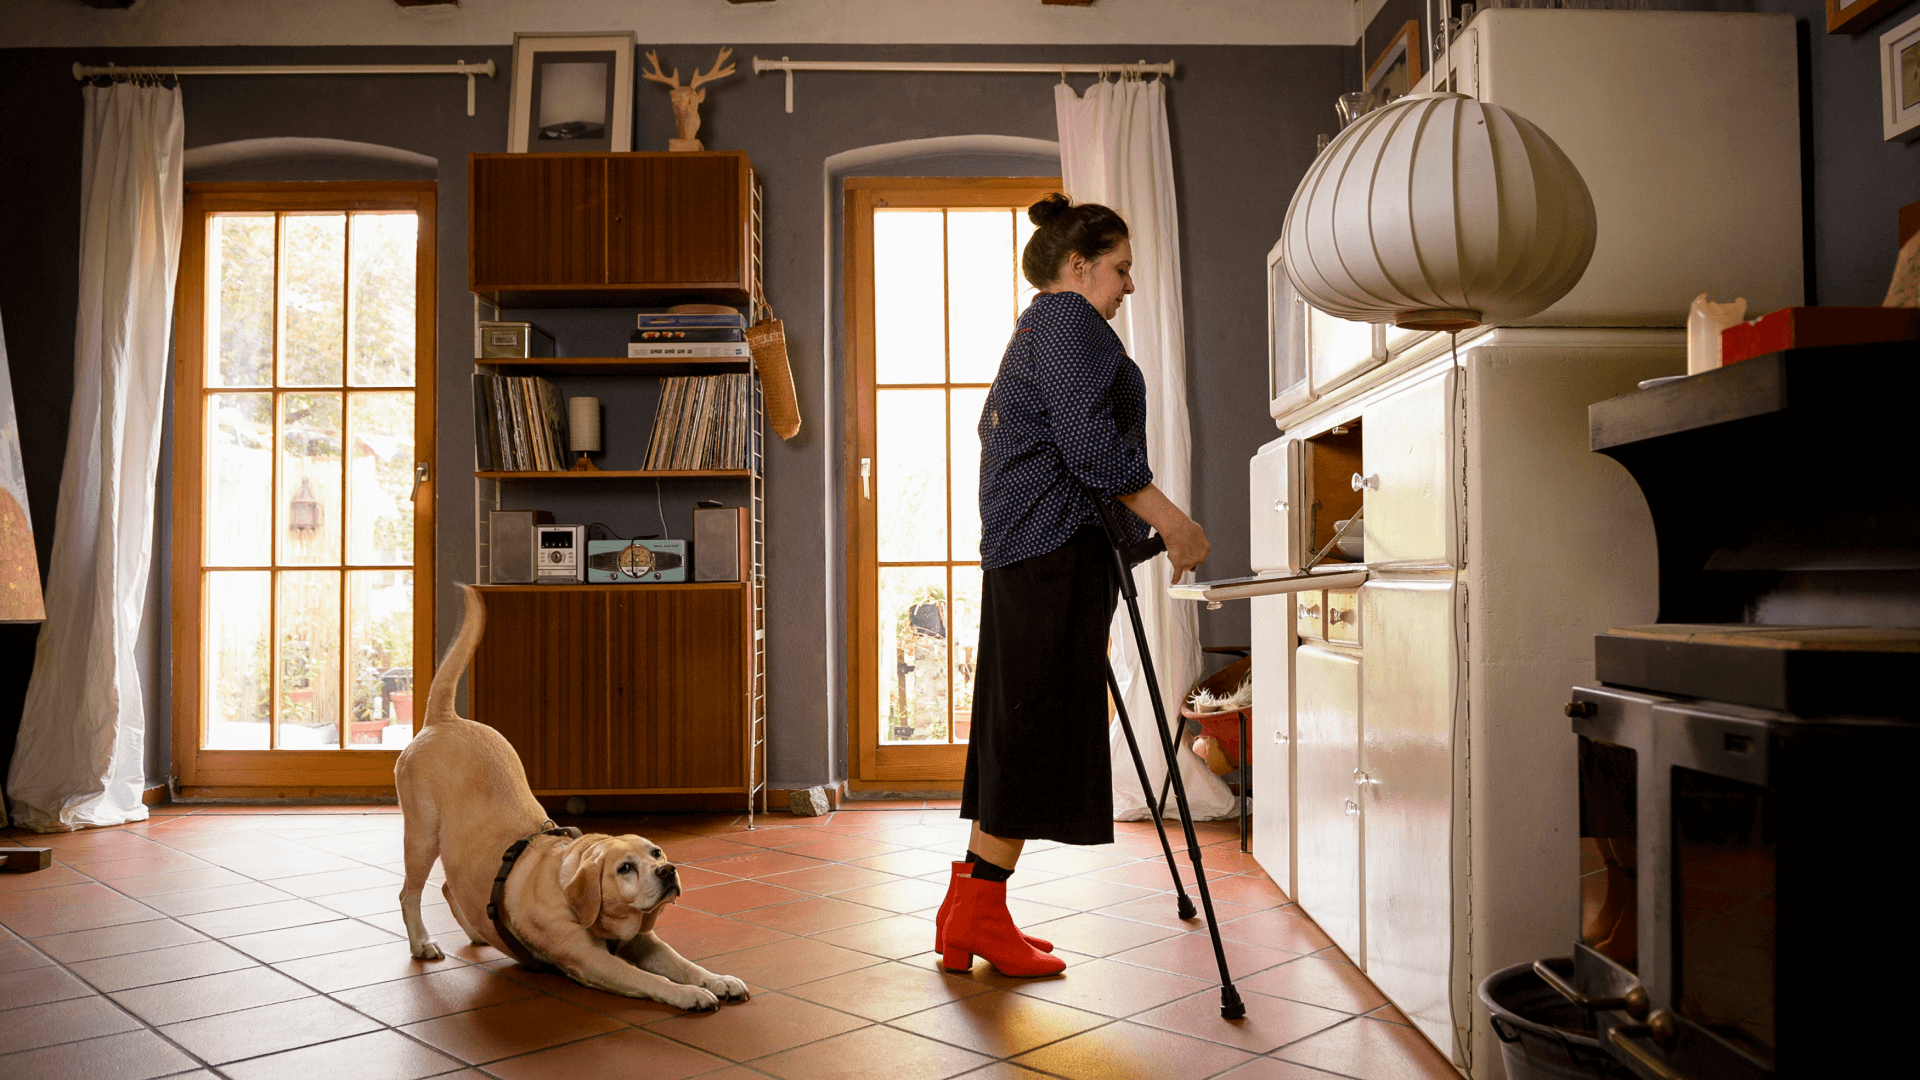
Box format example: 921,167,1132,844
873,211,946,385
876,388,946,562
950,565,981,745
346,391,413,565
349,213,417,387
949,387,987,563
277,570,341,748
279,393,342,565
203,571,271,749
205,393,272,566
946,210,1017,384
1017,210,1039,314
348,569,414,749
209,215,275,388
879,565,947,744
282,214,345,386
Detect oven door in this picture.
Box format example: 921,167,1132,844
1169,567,1370,605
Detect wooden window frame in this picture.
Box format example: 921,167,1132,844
171,182,437,798
843,177,1059,790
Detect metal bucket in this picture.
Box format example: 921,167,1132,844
1477,960,1636,1080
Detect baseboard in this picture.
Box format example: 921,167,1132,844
172,787,399,803
846,778,962,793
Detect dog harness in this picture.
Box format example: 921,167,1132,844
486,822,614,973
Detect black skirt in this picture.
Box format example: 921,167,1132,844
961,526,1120,846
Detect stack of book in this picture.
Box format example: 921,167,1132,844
628,311,750,358
643,374,753,470
472,374,568,472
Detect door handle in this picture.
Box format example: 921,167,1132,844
410,461,430,502
1273,730,1289,744
1351,472,1378,491
860,458,872,499
1343,798,1359,816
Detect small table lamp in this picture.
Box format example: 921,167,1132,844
568,396,601,471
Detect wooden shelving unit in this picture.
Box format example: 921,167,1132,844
468,151,768,823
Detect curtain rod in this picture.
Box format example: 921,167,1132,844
751,56,1177,113
70,60,498,116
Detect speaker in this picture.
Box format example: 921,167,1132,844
693,506,749,582
488,510,539,584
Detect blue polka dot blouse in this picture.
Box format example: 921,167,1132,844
978,290,1153,570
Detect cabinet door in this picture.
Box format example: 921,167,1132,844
606,154,746,288
1361,370,1456,566
1249,438,1301,574
607,587,746,790
1249,594,1295,896
1294,643,1364,964
469,156,607,288
470,589,610,791
1360,578,1456,1055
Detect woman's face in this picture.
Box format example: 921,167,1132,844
1053,238,1135,320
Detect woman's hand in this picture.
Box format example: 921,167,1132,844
1116,484,1210,579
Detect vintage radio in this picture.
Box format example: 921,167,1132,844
534,525,586,583
586,538,687,583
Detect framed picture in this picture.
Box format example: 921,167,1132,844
507,31,635,153
1883,13,1920,142
1366,21,1423,107
1829,0,1908,35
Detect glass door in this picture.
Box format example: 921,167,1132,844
846,178,1057,787
173,184,436,794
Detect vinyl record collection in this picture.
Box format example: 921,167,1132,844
643,374,753,470
472,374,568,472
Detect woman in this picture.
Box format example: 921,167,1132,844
935,193,1209,977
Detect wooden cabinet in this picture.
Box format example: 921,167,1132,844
470,584,752,794
469,151,757,306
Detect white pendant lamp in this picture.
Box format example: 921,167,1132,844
1281,92,1597,332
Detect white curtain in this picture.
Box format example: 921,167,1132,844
1055,76,1235,821
5,84,184,832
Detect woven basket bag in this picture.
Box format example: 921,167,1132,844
746,302,802,440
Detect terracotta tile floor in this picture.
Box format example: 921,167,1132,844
0,803,1463,1080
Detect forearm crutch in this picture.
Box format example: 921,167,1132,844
1089,493,1247,1020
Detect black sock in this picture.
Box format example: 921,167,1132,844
965,849,1013,882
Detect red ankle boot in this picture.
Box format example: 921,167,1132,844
941,873,1066,977
935,862,1053,954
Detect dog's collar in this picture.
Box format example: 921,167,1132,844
486,822,612,973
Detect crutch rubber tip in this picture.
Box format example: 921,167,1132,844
1219,986,1247,1020
1177,895,1197,920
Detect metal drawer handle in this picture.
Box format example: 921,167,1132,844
1299,603,1321,617
1532,959,1649,1020
1328,608,1347,624
1273,730,1289,744
1343,798,1359,816
1273,498,1287,512
1351,472,1378,491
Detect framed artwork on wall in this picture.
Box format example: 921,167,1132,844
507,31,636,153
1883,12,1920,142
1829,0,1908,35
1366,21,1422,107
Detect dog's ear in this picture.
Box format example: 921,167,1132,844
562,838,607,929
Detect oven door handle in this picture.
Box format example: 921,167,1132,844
1168,567,1369,605
1607,1016,1687,1080
1533,959,1650,1020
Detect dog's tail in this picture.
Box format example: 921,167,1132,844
421,583,486,728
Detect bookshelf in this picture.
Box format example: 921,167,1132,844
467,152,767,823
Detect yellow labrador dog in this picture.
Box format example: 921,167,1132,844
395,585,749,1011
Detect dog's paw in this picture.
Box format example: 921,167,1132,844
411,941,445,961
703,973,750,1003
668,985,722,1012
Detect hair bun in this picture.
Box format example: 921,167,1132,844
1028,192,1071,227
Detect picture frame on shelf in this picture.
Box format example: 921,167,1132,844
507,31,635,153
1883,12,1920,143
1366,20,1422,107
1829,0,1908,35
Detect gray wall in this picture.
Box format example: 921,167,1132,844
0,42,1343,794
